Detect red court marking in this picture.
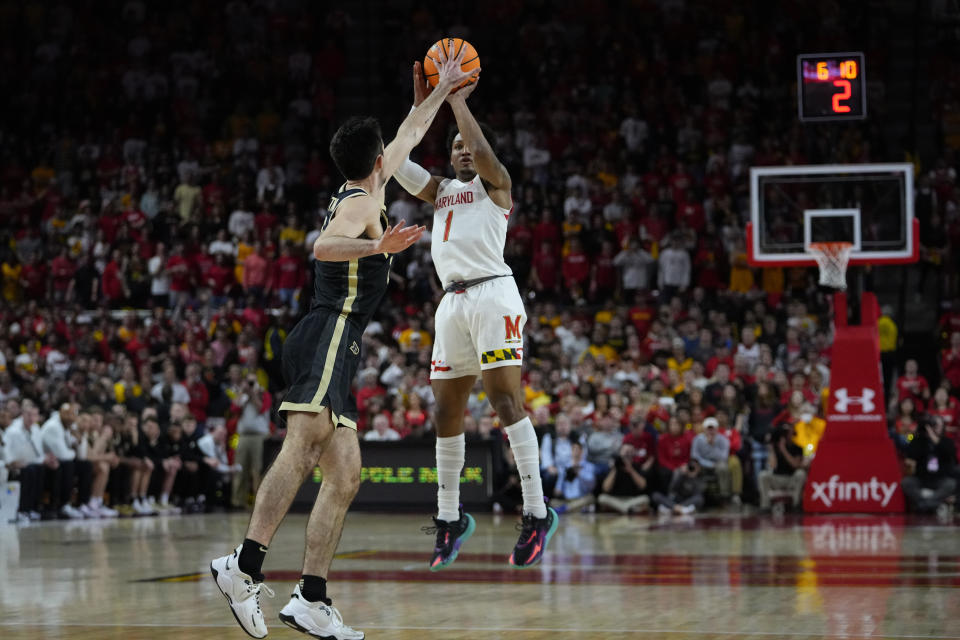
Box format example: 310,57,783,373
257,568,960,588
248,550,960,588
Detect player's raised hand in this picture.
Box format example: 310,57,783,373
375,219,426,254
436,38,480,92
413,61,433,107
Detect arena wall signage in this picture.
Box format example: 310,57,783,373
292,440,495,510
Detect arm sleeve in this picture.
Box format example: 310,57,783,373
394,157,432,196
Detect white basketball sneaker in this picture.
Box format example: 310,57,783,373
279,584,364,639
210,545,274,638
61,504,85,519
96,503,119,518
78,503,99,518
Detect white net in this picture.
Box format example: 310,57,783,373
809,242,853,289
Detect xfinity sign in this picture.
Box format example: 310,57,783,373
810,475,897,508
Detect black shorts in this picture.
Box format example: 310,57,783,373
279,308,362,430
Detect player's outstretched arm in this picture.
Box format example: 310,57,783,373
394,61,448,204
313,200,424,261
446,81,512,200
380,42,478,190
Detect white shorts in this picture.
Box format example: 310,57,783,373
430,276,526,379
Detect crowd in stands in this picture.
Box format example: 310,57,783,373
2,1,960,521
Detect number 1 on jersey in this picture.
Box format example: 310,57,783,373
443,210,453,242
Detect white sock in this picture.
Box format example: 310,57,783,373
161,493,169,506
436,434,465,522
505,417,547,518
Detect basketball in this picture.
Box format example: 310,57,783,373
423,37,479,91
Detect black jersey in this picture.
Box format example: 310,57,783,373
311,184,393,327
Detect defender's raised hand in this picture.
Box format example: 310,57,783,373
375,219,426,254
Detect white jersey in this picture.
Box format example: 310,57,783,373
431,177,512,286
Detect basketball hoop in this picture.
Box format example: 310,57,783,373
809,242,853,289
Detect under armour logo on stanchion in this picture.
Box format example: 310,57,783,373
834,387,876,413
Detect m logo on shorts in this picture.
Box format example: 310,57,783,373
504,315,522,344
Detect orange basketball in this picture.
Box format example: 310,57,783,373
423,38,479,91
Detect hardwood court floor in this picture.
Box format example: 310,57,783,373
3,509,960,639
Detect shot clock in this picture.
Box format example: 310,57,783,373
797,52,866,122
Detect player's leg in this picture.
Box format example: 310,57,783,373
211,410,332,639
277,426,363,640
474,278,556,567
73,459,95,517
482,364,557,567
424,294,480,570
244,410,333,568
481,365,546,517
159,457,180,510
425,375,478,571
301,426,360,579
433,375,476,518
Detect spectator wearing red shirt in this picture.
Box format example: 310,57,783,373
166,243,193,315
590,241,618,303
273,243,304,313
942,332,960,391
678,190,706,233
507,212,534,255
206,253,234,307
531,239,559,298
892,398,920,455
202,174,226,215
254,205,278,242
98,201,122,244
628,297,655,338
405,394,428,431
184,362,210,424
20,253,48,302
639,210,669,244
896,359,931,410
242,242,270,304
50,247,75,303
562,237,590,301
669,163,694,203
939,301,960,341
532,209,561,250
929,385,960,444
623,414,656,467
656,416,692,489
355,370,385,422
124,205,147,233
613,215,638,248
101,249,127,307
